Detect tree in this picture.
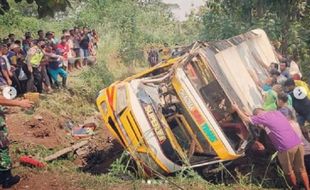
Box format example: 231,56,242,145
198,0,309,77
0,0,72,18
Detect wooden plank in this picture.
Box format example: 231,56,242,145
44,140,89,162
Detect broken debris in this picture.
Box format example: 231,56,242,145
44,140,89,162
19,156,45,168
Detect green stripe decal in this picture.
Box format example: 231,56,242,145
202,123,217,142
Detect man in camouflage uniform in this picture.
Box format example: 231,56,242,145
0,119,10,170
0,97,32,189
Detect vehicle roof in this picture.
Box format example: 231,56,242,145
104,29,277,112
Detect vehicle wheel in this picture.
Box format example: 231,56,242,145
197,162,232,184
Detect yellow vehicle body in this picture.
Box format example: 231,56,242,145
97,29,277,175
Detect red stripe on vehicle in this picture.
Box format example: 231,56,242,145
191,109,204,125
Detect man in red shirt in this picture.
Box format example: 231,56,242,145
56,36,69,70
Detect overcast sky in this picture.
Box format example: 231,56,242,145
162,0,205,21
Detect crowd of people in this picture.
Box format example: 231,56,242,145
233,53,310,189
0,26,98,188
0,26,99,95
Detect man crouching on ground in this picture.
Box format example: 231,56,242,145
231,102,309,190
0,96,33,188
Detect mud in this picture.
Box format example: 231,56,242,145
4,108,129,189
77,125,124,174
6,109,70,149
6,108,124,175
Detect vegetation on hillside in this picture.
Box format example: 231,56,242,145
195,0,309,76
0,0,71,17
2,0,308,76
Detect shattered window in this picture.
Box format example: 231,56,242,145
184,58,215,89
183,56,248,152
116,86,127,115
184,57,230,122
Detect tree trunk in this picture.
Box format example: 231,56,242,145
280,1,290,55
256,0,264,18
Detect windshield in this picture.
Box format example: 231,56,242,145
133,76,218,165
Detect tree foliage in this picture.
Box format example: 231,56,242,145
198,0,309,76
0,0,71,18
1,0,189,66
1,0,308,76
0,6,73,37
74,0,188,65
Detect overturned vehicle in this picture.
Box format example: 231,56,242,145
96,29,278,176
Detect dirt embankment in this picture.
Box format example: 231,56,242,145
7,109,69,149
5,107,124,190
14,170,85,190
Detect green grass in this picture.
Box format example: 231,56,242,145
10,138,265,189
39,89,96,123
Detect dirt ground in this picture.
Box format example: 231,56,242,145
7,108,69,149
11,170,85,190
3,107,126,190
